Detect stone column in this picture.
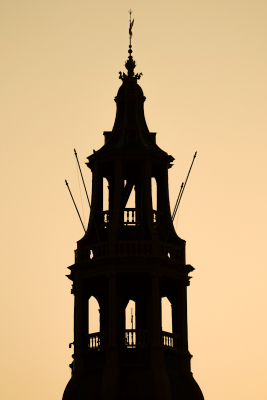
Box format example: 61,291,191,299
100,273,118,399
151,274,161,346
144,160,159,255
74,281,87,372
108,159,122,255
150,273,172,400
108,273,117,347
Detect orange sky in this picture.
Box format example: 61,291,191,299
1,1,267,399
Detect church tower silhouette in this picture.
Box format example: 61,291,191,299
62,17,204,400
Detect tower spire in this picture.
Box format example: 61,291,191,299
119,10,142,82
62,18,205,400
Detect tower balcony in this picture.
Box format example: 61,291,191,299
86,330,180,352
102,208,163,228
75,240,183,264
161,331,180,350
87,331,106,351
124,329,148,348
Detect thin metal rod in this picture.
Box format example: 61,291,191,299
165,183,184,245
74,149,91,208
74,149,100,243
171,182,184,221
173,151,197,221
165,152,197,243
65,180,86,232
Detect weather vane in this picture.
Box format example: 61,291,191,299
119,10,142,82
129,9,134,46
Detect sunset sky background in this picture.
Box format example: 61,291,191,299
1,1,267,399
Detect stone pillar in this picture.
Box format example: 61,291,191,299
73,281,87,372
100,273,118,400
144,160,159,255
89,164,102,232
150,273,172,400
108,273,117,347
108,159,122,255
151,274,161,346
180,283,189,352
172,280,191,373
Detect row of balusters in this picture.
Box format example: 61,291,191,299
87,330,180,351
76,242,182,262
102,209,163,227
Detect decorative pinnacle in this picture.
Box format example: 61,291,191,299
118,11,143,82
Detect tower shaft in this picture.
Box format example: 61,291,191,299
63,30,204,400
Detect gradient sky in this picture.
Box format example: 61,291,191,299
1,1,267,399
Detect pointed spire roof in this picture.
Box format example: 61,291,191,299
92,14,171,161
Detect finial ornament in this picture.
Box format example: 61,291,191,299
129,9,134,45
118,10,142,82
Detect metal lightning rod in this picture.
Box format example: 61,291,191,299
171,182,184,221
74,149,100,243
165,152,197,243
65,180,86,232
173,152,197,221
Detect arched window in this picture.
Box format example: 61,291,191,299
125,299,136,329
161,296,172,333
103,177,109,211
125,300,136,347
88,296,100,334
124,180,136,209
151,177,157,211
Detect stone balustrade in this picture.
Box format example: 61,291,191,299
124,329,148,348
87,332,105,351
124,208,141,225
85,330,179,352
75,240,183,263
161,331,180,350
115,241,152,257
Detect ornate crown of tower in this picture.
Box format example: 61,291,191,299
63,14,204,400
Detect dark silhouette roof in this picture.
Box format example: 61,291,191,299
95,45,168,157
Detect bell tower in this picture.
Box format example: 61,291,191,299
63,16,204,400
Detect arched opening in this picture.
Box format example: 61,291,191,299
151,177,157,211
125,299,136,329
88,296,100,334
125,300,136,347
124,180,136,209
124,179,138,225
103,177,109,211
161,296,172,333
103,177,110,228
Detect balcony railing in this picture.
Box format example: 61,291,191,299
75,240,183,263
85,331,179,352
124,329,148,348
87,332,105,351
116,241,152,257
159,243,183,263
78,242,109,262
161,331,180,350
102,210,112,227
102,208,163,227
152,210,163,227
124,208,141,225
